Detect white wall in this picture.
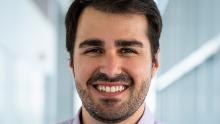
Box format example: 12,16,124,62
0,0,56,123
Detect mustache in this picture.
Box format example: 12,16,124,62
87,72,133,85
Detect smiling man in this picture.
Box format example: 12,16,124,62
61,0,162,124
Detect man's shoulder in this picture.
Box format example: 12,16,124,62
57,118,74,124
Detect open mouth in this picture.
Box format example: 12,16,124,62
93,84,129,93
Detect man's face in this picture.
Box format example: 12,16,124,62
71,7,159,123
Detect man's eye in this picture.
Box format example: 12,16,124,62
84,48,103,55
120,48,137,55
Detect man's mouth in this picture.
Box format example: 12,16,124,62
93,85,128,93
91,81,130,96
87,72,132,95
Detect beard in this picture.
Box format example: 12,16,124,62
75,72,151,123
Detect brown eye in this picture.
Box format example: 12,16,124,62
120,48,137,55
84,47,104,55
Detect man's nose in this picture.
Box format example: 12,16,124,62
99,52,122,78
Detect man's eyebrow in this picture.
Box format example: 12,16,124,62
115,40,143,48
79,39,104,48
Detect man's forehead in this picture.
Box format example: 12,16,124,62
78,7,147,27
75,7,149,49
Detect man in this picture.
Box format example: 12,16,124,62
61,0,162,123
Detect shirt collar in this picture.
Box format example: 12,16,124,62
72,107,81,124
138,104,155,124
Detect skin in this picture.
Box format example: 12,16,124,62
70,7,159,124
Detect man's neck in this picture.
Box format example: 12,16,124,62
81,103,145,124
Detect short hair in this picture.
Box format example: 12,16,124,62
65,0,162,63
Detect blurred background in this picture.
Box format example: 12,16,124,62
0,0,220,124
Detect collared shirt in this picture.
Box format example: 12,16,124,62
58,104,162,124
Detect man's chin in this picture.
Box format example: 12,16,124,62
90,100,122,115
87,100,138,124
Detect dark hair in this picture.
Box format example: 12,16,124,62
65,0,162,63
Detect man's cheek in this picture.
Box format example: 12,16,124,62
78,67,92,83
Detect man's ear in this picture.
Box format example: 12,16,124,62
151,49,160,78
69,59,75,75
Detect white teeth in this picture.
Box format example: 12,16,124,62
98,85,102,91
119,86,123,91
102,86,105,91
111,86,115,92
106,87,110,92
115,86,119,91
96,85,126,93
122,86,125,91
